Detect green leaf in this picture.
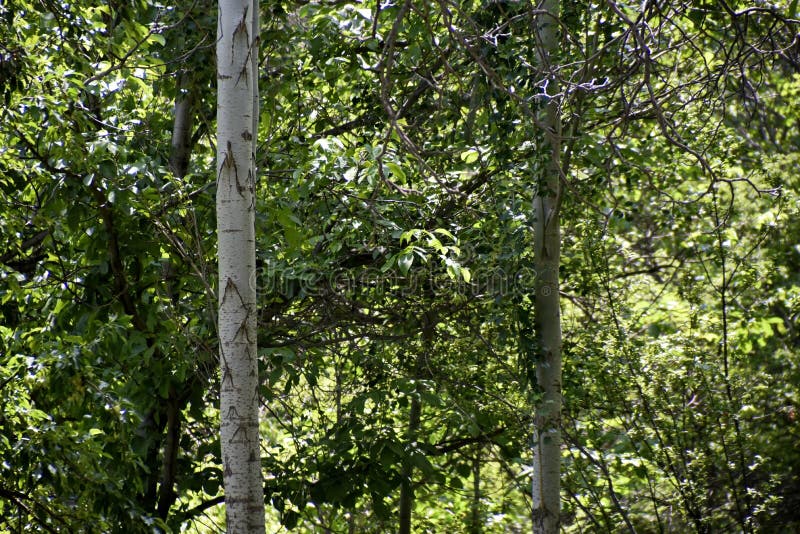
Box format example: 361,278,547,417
460,149,480,164
386,162,406,184
149,33,166,47
409,451,434,474
432,228,455,240
397,252,413,275
99,160,116,179
381,255,396,272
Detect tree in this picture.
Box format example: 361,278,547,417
530,0,562,531
216,0,265,531
1,1,799,532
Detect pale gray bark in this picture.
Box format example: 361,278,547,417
250,0,259,162
216,0,264,532
531,0,562,532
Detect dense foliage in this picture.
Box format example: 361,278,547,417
1,0,798,532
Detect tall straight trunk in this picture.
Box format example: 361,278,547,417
216,0,264,532
397,387,421,534
531,0,562,533
398,322,432,534
398,349,425,534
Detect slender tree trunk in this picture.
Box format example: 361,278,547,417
531,1,562,533
156,388,181,520
470,448,482,534
151,70,196,522
216,0,264,532
169,71,195,179
398,352,424,534
398,321,432,534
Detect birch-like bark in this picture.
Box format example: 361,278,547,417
531,0,562,532
216,0,264,532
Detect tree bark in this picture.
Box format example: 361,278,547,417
398,320,432,534
169,71,195,179
216,0,264,532
398,350,424,534
156,388,180,520
531,0,562,533
470,448,482,534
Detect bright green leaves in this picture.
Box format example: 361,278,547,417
385,161,407,184
388,228,471,281
275,206,306,252
460,148,480,165
396,251,414,275
0,2,222,530
0,306,157,530
2,0,798,531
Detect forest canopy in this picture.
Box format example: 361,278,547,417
1,0,799,532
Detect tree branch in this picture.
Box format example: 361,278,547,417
0,487,63,534
429,427,506,456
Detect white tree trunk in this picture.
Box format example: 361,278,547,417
216,0,264,531
531,0,562,532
